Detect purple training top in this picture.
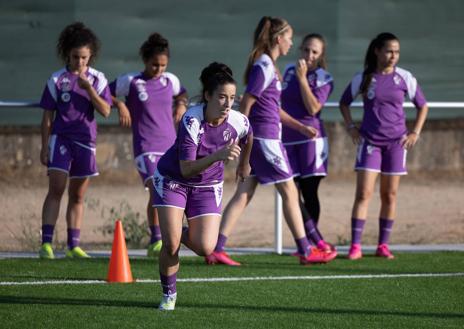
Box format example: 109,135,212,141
246,54,283,139
157,105,252,186
110,72,186,156
39,67,112,146
340,67,427,145
281,65,334,142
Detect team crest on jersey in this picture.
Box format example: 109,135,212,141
223,128,232,142
393,75,401,85
61,92,71,102
60,78,72,92
59,145,67,155
138,92,148,101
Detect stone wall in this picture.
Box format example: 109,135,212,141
1,118,463,185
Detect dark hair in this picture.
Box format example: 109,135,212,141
199,62,236,103
244,16,291,84
56,22,100,65
139,32,170,62
360,32,399,95
300,33,328,69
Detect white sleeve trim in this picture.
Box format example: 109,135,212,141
164,72,182,96
47,68,66,102
228,110,250,140
88,67,109,95
255,54,276,91
315,68,334,88
395,67,417,100
182,106,204,145
114,72,138,97
350,72,363,99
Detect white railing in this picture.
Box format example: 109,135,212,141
1,100,463,254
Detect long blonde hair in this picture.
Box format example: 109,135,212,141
244,16,291,84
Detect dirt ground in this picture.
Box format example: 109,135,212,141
0,175,463,252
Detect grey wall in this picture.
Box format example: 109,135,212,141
0,0,463,125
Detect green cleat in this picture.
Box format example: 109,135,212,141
39,243,55,259
147,240,163,258
65,246,91,258
159,293,176,311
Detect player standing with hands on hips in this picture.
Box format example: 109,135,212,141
339,32,428,260
38,22,112,259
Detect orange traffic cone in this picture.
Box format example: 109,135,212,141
107,220,134,283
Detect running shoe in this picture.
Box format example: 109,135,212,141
205,251,241,266
159,293,177,311
376,244,395,259
147,240,163,258
39,243,55,259
347,243,362,260
65,246,91,258
299,246,334,264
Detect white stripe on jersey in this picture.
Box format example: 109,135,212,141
315,68,333,88
114,72,138,98
87,67,109,95
183,105,204,146
254,54,276,93
350,72,363,100
47,68,67,102
227,110,250,140
395,67,418,101
164,72,182,96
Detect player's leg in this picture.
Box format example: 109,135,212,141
147,178,162,257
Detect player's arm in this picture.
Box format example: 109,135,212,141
235,132,253,182
78,73,111,117
40,110,54,166
280,109,318,139
238,93,257,117
173,92,188,131
111,96,131,127
402,104,428,149
295,59,322,115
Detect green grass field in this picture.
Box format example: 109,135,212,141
1,252,463,329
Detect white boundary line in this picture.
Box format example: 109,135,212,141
1,272,463,286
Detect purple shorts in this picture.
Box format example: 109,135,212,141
284,137,328,178
355,138,407,175
250,138,294,185
152,170,223,219
48,135,98,178
135,152,163,186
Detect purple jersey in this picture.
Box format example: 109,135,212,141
340,67,427,145
246,54,283,139
39,67,112,146
281,65,334,142
157,105,252,186
110,72,186,156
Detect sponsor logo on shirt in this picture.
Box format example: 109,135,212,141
393,75,401,85
223,128,232,142
60,78,72,92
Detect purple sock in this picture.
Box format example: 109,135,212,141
304,218,323,244
42,225,55,244
295,237,311,256
351,218,366,245
150,225,162,244
378,218,394,245
160,272,177,296
214,233,228,252
67,228,80,249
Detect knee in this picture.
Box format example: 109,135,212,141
191,241,215,256
162,242,180,257
381,190,397,205
355,189,373,203
48,183,66,199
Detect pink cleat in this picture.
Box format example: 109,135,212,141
300,247,334,265
205,251,241,266
347,244,363,260
376,244,395,259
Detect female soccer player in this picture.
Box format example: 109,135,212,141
154,62,253,310
205,17,334,266
339,32,428,260
281,33,336,256
110,33,188,257
38,22,112,259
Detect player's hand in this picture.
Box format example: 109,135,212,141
40,147,48,166
77,72,92,91
217,139,241,163
296,59,308,81
299,125,318,139
348,126,361,145
401,132,419,149
235,163,251,182
117,103,132,127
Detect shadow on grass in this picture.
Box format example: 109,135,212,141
1,295,463,320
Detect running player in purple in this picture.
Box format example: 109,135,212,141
339,32,428,260
154,62,253,310
205,17,334,266
110,33,188,258
38,22,112,259
281,33,337,258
